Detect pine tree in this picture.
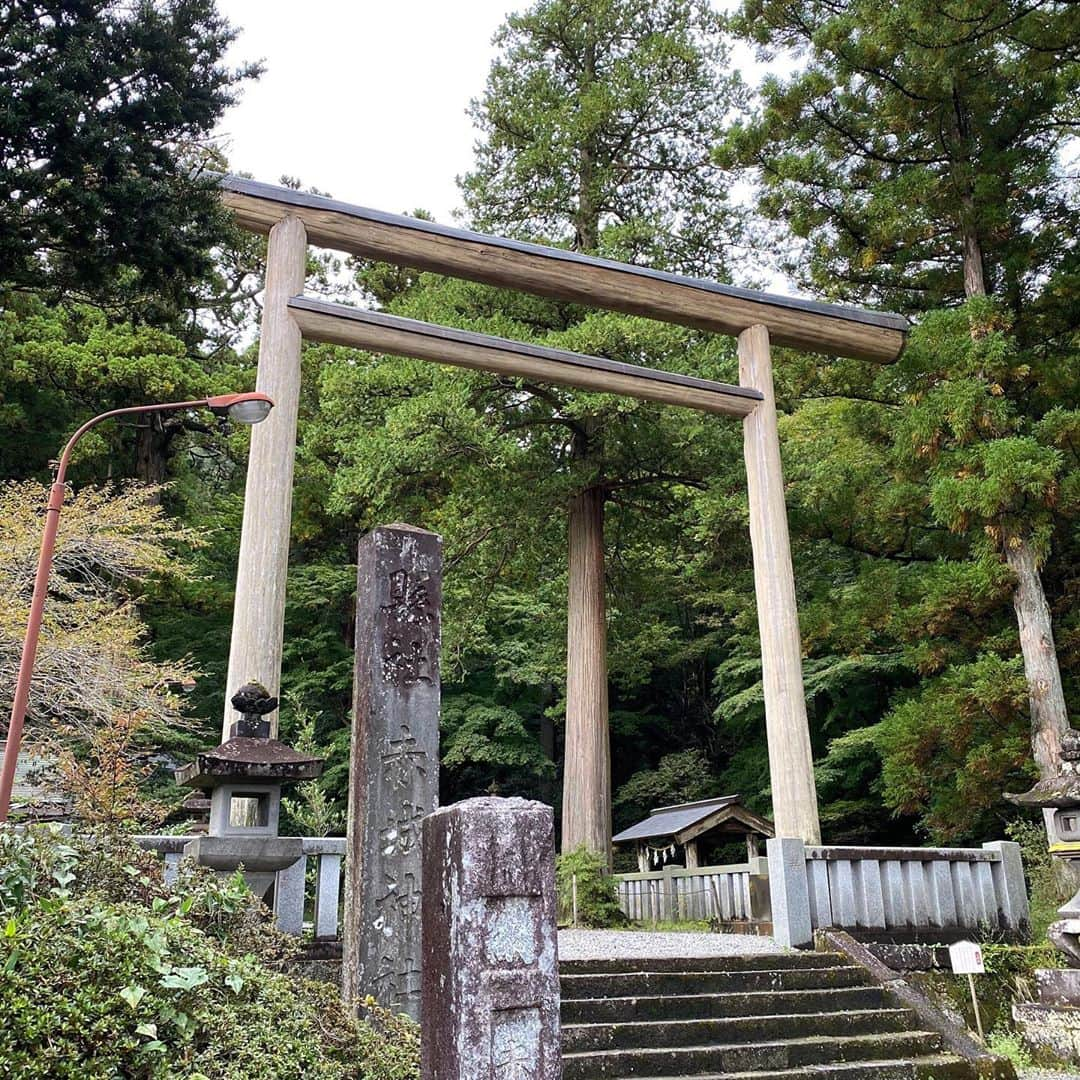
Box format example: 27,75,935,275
723,0,1080,787
456,0,744,859
0,0,259,317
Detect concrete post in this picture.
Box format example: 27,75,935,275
984,840,1030,934
274,855,306,935
767,837,813,948
740,324,821,845
223,214,308,739
313,853,343,940
421,797,561,1080
342,524,441,1020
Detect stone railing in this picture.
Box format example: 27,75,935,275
613,858,766,923
768,838,1029,947
136,834,346,939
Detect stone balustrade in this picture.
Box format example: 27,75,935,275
767,838,1029,947
136,834,345,938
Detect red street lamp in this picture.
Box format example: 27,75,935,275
0,392,275,823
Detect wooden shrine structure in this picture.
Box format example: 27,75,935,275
219,175,908,846
613,795,774,872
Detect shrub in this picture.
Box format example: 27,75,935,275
0,825,295,964
1006,817,1067,940
354,999,422,1080
0,826,421,1079
556,845,627,928
0,897,356,1079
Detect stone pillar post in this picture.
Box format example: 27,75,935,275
421,797,561,1080
342,524,441,1020
740,324,822,844
767,837,813,948
984,840,1030,934
223,214,308,739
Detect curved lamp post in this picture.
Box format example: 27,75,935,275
0,392,275,823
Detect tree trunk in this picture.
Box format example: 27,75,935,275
949,90,989,304
561,484,611,864
134,413,169,501
1005,536,1071,780
539,680,557,806
574,32,600,254
961,207,987,300
947,100,1073,788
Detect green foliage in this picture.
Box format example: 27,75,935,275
441,690,556,800
0,897,358,1079
0,826,420,1080
721,0,1080,317
556,844,627,927
462,0,744,273
986,1026,1034,1072
0,826,294,963
878,654,1032,840
0,479,201,777
353,999,422,1080
613,750,722,832
1005,818,1068,941
280,692,344,838
0,0,259,317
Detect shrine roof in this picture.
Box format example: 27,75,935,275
612,795,774,846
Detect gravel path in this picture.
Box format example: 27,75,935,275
558,929,788,960
1019,1072,1080,1080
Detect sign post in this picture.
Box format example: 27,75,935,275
949,940,986,1042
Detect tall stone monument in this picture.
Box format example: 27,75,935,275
421,797,561,1080
343,524,441,1020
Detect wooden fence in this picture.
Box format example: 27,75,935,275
613,859,764,924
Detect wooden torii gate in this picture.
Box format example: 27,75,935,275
219,176,908,846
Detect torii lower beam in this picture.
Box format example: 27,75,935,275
289,297,821,843
287,297,762,417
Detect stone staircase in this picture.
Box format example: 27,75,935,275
560,952,982,1080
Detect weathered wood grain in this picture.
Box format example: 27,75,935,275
223,215,307,739
562,487,611,865
221,177,907,363
288,297,761,417
740,325,822,844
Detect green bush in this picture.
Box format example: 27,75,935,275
0,825,295,964
0,826,420,1080
556,845,627,928
1006,817,1067,940
0,898,350,1078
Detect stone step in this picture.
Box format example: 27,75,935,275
560,965,873,1001
560,1030,943,1080
560,953,845,976
601,1055,976,1080
561,985,894,1025
562,1007,917,1053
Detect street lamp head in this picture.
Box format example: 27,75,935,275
206,392,275,425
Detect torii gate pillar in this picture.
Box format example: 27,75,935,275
739,324,821,844
223,214,308,738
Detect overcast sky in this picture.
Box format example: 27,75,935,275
214,1,524,223
211,1,795,296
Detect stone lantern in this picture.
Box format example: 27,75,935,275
1008,730,1080,1060
1008,731,1080,965
175,682,324,901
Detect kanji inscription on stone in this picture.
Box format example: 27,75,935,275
421,797,561,1080
343,524,441,1021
